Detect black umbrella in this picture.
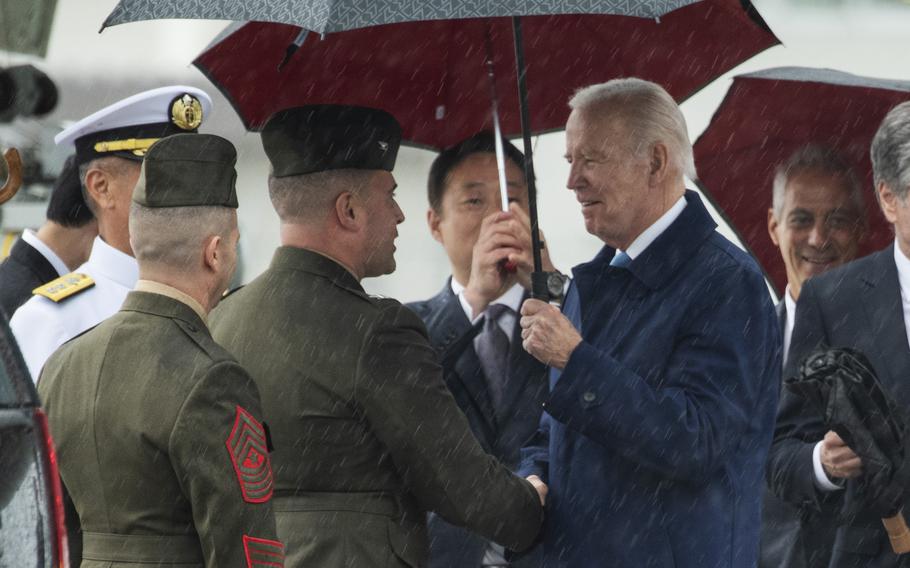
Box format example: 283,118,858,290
786,348,910,553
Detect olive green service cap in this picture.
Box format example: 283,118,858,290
133,133,239,208
261,105,402,178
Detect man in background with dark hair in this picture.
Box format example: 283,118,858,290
0,154,96,317
408,132,560,568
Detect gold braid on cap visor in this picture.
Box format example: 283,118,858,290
93,138,159,156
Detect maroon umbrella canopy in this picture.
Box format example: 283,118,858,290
694,67,910,294
194,0,778,148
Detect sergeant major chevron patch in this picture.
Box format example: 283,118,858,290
226,406,274,503
243,535,285,568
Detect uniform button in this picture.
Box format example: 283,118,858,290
582,391,596,403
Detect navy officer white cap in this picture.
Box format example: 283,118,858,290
56,85,213,166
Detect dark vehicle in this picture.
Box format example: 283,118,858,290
0,315,68,567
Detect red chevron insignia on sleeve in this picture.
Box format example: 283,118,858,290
226,406,274,503
243,535,285,567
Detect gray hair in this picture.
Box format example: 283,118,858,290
771,145,864,219
871,101,910,202
78,156,139,215
129,202,234,271
568,78,696,180
268,168,375,223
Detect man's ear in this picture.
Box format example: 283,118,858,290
648,141,670,185
878,181,900,224
427,208,444,244
202,234,222,272
334,191,361,232
84,167,114,210
767,208,781,247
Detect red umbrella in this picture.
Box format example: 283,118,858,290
193,1,778,148
694,67,910,294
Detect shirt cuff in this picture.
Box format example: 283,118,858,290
456,289,483,324
812,440,845,492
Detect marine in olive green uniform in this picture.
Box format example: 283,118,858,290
210,106,544,568
38,134,285,567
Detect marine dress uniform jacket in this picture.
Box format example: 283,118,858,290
769,244,910,568
520,191,781,567
407,284,547,567
210,247,543,568
11,236,138,379
38,290,284,567
0,237,61,318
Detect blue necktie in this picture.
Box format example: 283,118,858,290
610,251,632,268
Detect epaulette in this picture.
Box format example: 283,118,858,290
32,273,95,303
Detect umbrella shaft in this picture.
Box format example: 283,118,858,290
512,16,545,297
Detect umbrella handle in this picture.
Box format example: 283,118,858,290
0,148,23,205
883,510,910,554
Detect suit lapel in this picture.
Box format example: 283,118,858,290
860,246,910,404
429,284,498,440
496,296,546,424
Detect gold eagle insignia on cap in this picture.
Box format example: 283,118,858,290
33,273,95,302
170,94,204,131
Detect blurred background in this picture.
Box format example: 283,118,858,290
1,0,908,302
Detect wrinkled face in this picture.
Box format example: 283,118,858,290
106,159,142,235
564,109,653,249
361,170,405,278
429,153,527,278
879,181,910,260
769,169,863,297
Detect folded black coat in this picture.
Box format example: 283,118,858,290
786,348,910,554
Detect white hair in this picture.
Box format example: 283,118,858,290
871,101,910,202
569,78,696,180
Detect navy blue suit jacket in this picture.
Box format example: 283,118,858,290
0,238,59,319
769,244,910,567
520,191,781,567
408,284,548,567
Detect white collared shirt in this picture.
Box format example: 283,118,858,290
812,239,910,492
616,195,687,261
895,240,910,352
450,279,524,342
783,285,797,368
20,229,69,277
10,236,139,381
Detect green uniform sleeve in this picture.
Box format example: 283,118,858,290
169,360,285,567
356,302,543,552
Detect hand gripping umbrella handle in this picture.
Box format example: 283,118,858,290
883,511,910,554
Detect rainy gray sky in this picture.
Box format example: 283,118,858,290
2,0,909,301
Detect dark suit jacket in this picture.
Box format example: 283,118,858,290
0,238,60,318
760,301,837,568
769,244,910,568
407,284,548,567
520,191,781,567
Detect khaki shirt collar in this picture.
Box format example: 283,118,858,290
134,280,208,325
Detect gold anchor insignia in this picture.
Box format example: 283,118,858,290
170,94,203,131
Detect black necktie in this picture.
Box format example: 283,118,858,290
476,303,511,412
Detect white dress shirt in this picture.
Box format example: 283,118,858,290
10,236,138,381
783,285,797,368
812,239,910,491
450,279,524,343
619,195,687,260
20,229,69,277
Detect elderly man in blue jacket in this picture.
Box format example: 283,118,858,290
518,78,781,567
